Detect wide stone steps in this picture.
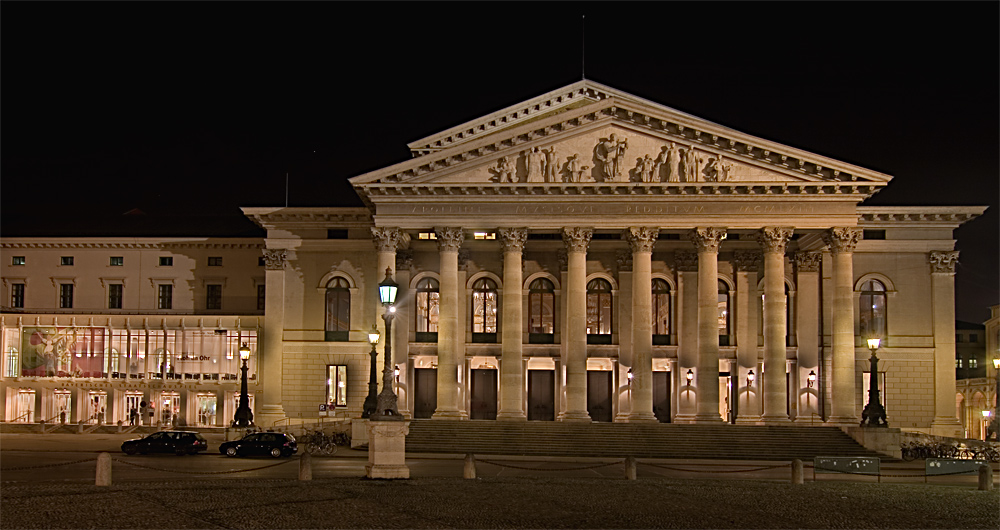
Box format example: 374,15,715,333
405,420,887,460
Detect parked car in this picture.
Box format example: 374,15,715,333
219,431,297,458
121,431,208,455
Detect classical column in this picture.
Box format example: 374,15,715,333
733,250,761,424
562,227,593,422
432,227,464,419
689,227,727,423
929,251,964,437
793,251,822,420
674,250,699,423
497,228,528,421
758,227,793,424
372,228,404,392
256,248,288,427
822,227,861,425
625,227,659,422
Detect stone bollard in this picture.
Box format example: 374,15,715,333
463,454,476,479
117,420,124,433
625,456,637,480
299,452,312,481
791,459,804,484
77,421,85,434
95,452,112,487
979,464,993,491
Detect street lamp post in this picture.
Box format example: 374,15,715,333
860,337,888,427
362,325,380,418
232,343,254,428
987,357,1000,441
372,268,401,420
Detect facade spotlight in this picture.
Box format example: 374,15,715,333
686,369,694,386
627,368,633,385
807,370,816,388
746,369,755,388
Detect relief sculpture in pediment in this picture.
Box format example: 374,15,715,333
653,142,680,182
594,134,628,182
564,154,591,182
490,156,516,183
679,144,701,182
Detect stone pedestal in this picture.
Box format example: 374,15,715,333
351,418,369,448
366,420,410,479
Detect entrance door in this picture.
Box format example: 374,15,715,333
87,391,108,424
587,371,612,422
53,390,72,424
161,392,180,427
413,368,437,419
653,371,671,423
15,390,35,422
470,369,498,420
124,392,142,426
527,370,555,421
196,393,217,426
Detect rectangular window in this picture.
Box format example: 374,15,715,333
11,283,25,308
60,256,74,266
969,359,978,369
206,284,222,310
418,232,437,240
108,284,123,309
956,358,963,368
208,257,223,266
327,229,348,239
473,232,495,240
157,284,173,309
258,257,266,267
863,230,886,240
327,365,348,407
12,256,25,266
159,257,173,266
257,284,266,311
109,256,124,266
59,284,73,308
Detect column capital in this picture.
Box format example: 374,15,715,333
624,227,659,254
562,227,594,253
793,251,822,273
733,250,762,272
688,227,727,253
371,227,405,253
498,227,528,253
616,250,633,272
822,227,862,254
756,227,794,254
928,250,960,274
674,250,699,272
435,227,465,252
262,249,287,271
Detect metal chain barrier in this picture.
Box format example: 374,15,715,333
0,457,98,472
111,457,296,475
476,458,623,471
639,461,790,474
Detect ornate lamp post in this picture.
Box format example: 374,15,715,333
860,337,888,427
362,325,380,418
232,343,254,428
372,268,401,420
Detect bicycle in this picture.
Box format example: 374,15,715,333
303,430,338,455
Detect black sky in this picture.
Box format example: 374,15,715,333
2,2,997,322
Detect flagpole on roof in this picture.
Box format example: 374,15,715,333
581,15,585,80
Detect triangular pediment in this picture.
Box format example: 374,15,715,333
350,81,891,196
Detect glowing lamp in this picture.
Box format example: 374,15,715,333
378,268,398,306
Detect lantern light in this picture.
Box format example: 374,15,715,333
378,267,398,306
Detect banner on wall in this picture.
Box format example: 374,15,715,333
21,327,105,377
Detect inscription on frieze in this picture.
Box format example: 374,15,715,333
397,201,831,217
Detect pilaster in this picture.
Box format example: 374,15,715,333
793,251,822,421
257,248,287,428
733,250,761,424
928,250,963,437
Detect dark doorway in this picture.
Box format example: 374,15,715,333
587,371,613,422
413,368,437,419
653,371,671,423
470,369,498,420
527,370,555,421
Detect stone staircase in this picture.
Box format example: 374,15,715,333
405,420,890,460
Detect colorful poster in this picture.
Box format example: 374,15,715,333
21,327,105,377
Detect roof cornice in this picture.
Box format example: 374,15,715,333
857,206,987,227
242,207,373,230
0,238,263,250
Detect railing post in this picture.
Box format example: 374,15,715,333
299,452,312,481
463,454,476,479
95,452,112,486
979,464,993,491
625,456,637,480
791,459,804,484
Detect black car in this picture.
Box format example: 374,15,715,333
121,431,208,455
219,431,297,458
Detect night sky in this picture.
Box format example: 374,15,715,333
2,2,997,323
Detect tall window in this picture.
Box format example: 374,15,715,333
108,284,123,309
158,284,172,309
327,365,348,406
718,280,730,346
587,278,613,343
472,278,498,342
206,284,222,310
652,279,671,344
324,277,350,342
529,278,555,343
859,279,887,340
11,283,25,308
59,284,74,309
415,278,440,341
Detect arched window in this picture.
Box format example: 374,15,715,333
652,279,671,345
529,278,555,344
325,277,350,341
718,280,731,346
472,278,498,342
859,279,887,340
415,278,439,342
587,278,613,344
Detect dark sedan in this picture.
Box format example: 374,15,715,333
219,432,297,458
121,431,208,455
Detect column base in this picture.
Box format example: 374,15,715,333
255,405,286,431
366,420,410,480
673,413,696,424
627,412,659,423
431,409,465,420
693,413,725,423
735,415,760,425
761,414,793,425
496,411,527,421
929,417,964,438
560,410,593,423
824,415,859,427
